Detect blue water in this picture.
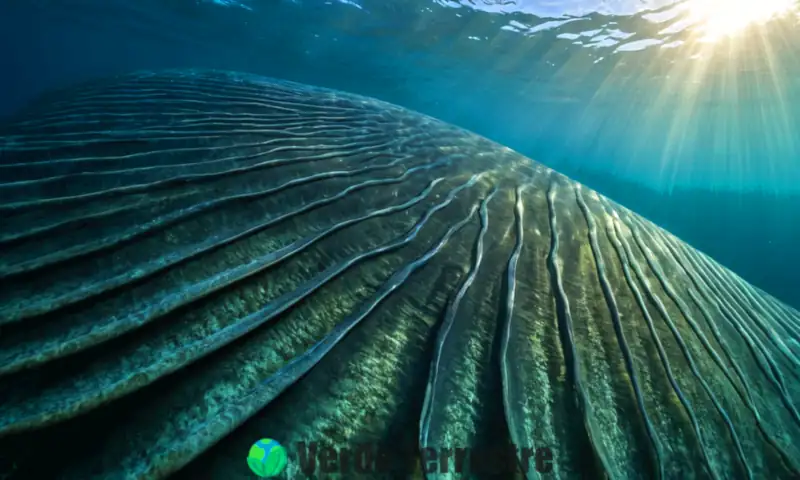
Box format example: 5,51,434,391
0,0,798,307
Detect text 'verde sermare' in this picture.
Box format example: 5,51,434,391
294,442,554,475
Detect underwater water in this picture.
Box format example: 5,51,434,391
0,1,799,479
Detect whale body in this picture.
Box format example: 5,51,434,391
0,70,798,479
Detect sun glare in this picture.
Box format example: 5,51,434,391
686,0,795,40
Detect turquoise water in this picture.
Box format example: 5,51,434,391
1,0,798,307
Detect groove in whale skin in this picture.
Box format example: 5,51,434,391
499,185,532,477
545,179,613,478
646,224,800,428
0,69,799,480
574,186,665,479
0,177,448,375
628,214,751,479
0,153,414,261
0,156,451,324
418,187,509,479
625,215,800,474
1,174,475,432
653,223,800,425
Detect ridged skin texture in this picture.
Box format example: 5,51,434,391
0,70,798,479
